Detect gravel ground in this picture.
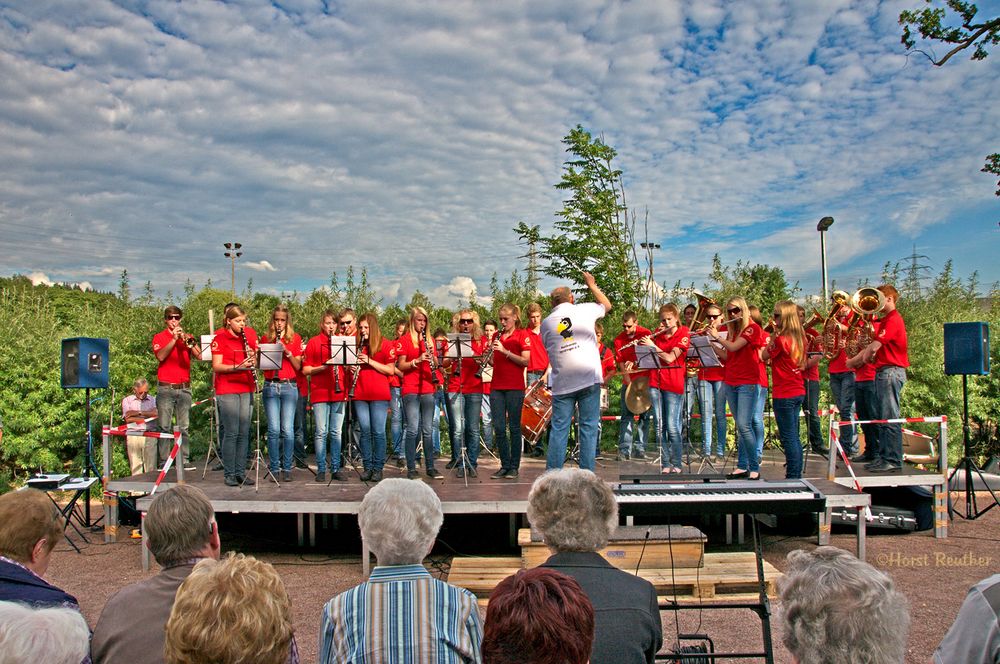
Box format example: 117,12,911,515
47,494,999,663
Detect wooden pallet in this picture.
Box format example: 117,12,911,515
447,551,781,601
518,525,706,570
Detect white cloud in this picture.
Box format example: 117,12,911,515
27,271,55,287
0,0,995,303
244,260,277,272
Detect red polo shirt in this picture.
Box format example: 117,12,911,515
492,328,531,391
153,328,192,383
770,335,806,399
875,309,909,369
650,327,690,395
724,323,763,387
212,327,257,395
304,333,346,403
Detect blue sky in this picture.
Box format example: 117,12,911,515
1,0,997,306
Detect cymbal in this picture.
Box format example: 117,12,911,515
625,376,652,414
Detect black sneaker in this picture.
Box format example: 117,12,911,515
406,469,420,480
330,470,346,481
504,469,519,479
445,459,459,469
294,458,310,469
851,454,874,464
224,476,239,487
360,469,374,482
427,468,444,480
238,475,254,486
467,467,478,478
455,467,466,478
282,471,293,482
396,458,406,468
490,469,507,479
867,460,901,473
633,450,646,459
314,471,326,482
371,470,383,482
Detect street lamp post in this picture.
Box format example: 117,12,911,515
640,241,661,310
816,217,834,305
223,242,242,295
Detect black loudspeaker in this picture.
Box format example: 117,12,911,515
61,337,110,389
943,323,990,376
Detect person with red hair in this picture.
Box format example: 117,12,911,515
482,567,594,664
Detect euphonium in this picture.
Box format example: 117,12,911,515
822,290,851,360
845,287,886,357
689,290,717,333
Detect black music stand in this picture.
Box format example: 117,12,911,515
326,336,365,484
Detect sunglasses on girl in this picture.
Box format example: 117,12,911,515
726,307,741,315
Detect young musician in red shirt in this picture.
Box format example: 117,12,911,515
857,284,908,473
524,302,550,458
614,311,652,460
642,304,690,474
846,321,880,464
396,307,444,480
488,303,531,479
762,301,807,479
302,310,347,482
351,313,396,482
697,304,727,460
480,320,498,452
152,305,197,470
798,305,827,456
211,304,258,487
260,305,302,481
708,296,764,480
442,309,488,478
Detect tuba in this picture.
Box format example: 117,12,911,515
821,290,851,360
844,287,886,357
689,291,717,333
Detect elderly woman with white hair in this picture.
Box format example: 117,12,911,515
0,601,91,664
778,546,909,664
319,479,483,663
528,468,662,664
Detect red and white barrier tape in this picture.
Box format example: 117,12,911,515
103,396,215,437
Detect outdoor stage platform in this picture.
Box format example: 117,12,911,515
102,444,953,573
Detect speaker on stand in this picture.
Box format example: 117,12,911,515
61,337,109,528
943,323,997,520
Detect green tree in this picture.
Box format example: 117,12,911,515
517,125,642,309
703,254,796,316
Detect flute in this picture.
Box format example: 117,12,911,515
617,327,668,352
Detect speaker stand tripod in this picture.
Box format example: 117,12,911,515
948,375,999,520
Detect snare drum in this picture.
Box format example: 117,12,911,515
520,379,553,444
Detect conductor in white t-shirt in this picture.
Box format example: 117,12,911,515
540,271,612,471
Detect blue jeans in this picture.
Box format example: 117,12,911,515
774,395,804,478
683,375,699,440
403,393,437,471
855,379,879,458
753,386,767,460
354,400,389,472
263,381,297,473
876,366,906,466
293,393,308,462
649,388,663,454
618,385,651,455
804,379,823,449
548,384,601,471
432,388,446,456
728,383,762,473
480,394,493,449
656,389,684,470
156,384,192,464
491,389,524,472
312,401,345,473
217,392,251,478
389,386,404,457
829,371,857,454
699,380,727,456
446,392,483,468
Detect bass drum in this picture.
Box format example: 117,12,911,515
521,379,553,445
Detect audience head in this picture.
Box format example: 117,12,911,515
164,554,293,664
0,601,90,664
358,478,443,565
0,488,64,575
779,546,909,664
482,567,594,664
527,468,617,552
144,485,219,567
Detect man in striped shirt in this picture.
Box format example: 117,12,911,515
319,479,483,663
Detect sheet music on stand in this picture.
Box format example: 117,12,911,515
444,333,476,359
196,335,214,362
258,343,284,372
689,334,723,368
326,335,359,366
635,344,662,370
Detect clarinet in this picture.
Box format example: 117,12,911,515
333,339,343,394
423,331,441,385
475,333,495,379
238,329,258,392
349,335,368,399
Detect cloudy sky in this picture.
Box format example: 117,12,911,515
1,0,997,305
